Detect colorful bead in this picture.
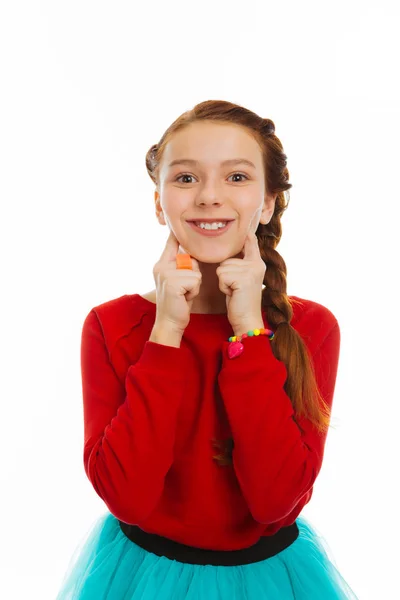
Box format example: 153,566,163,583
227,326,275,359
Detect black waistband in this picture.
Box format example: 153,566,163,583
118,520,299,566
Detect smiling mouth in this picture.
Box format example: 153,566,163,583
186,221,234,236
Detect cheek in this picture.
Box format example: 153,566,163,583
162,193,188,218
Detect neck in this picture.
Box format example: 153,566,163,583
189,261,227,314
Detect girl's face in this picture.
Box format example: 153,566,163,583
155,121,276,263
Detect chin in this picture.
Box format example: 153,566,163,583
194,249,243,264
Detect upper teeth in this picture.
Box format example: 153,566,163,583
195,221,228,229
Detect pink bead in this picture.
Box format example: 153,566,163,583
227,341,244,359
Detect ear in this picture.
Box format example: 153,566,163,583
154,190,166,225
260,192,277,225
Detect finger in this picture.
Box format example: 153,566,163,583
159,229,180,263
241,230,259,261
159,229,202,273
188,255,201,272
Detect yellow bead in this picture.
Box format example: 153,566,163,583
254,329,260,336
232,336,237,342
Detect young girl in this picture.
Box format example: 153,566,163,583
56,100,359,599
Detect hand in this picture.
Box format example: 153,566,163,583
152,230,202,333
216,230,266,335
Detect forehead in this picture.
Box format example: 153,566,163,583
162,121,263,167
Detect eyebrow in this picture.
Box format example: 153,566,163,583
167,158,257,169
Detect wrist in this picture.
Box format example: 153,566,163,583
232,319,265,339
150,322,184,348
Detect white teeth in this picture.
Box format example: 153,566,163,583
195,221,228,230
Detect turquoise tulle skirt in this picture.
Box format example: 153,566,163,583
56,511,358,599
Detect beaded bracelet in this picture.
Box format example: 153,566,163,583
227,327,275,359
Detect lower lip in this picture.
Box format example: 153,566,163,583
186,221,234,237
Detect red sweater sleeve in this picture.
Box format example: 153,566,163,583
81,309,189,525
217,323,340,525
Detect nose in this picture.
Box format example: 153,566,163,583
198,199,222,207
196,190,224,208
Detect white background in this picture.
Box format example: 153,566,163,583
1,1,398,598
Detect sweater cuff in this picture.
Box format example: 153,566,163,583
221,334,285,376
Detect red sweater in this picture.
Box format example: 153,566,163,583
81,293,340,551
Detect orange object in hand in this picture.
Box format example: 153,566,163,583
176,253,193,270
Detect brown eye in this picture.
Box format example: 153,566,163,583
176,174,195,184
229,173,248,182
